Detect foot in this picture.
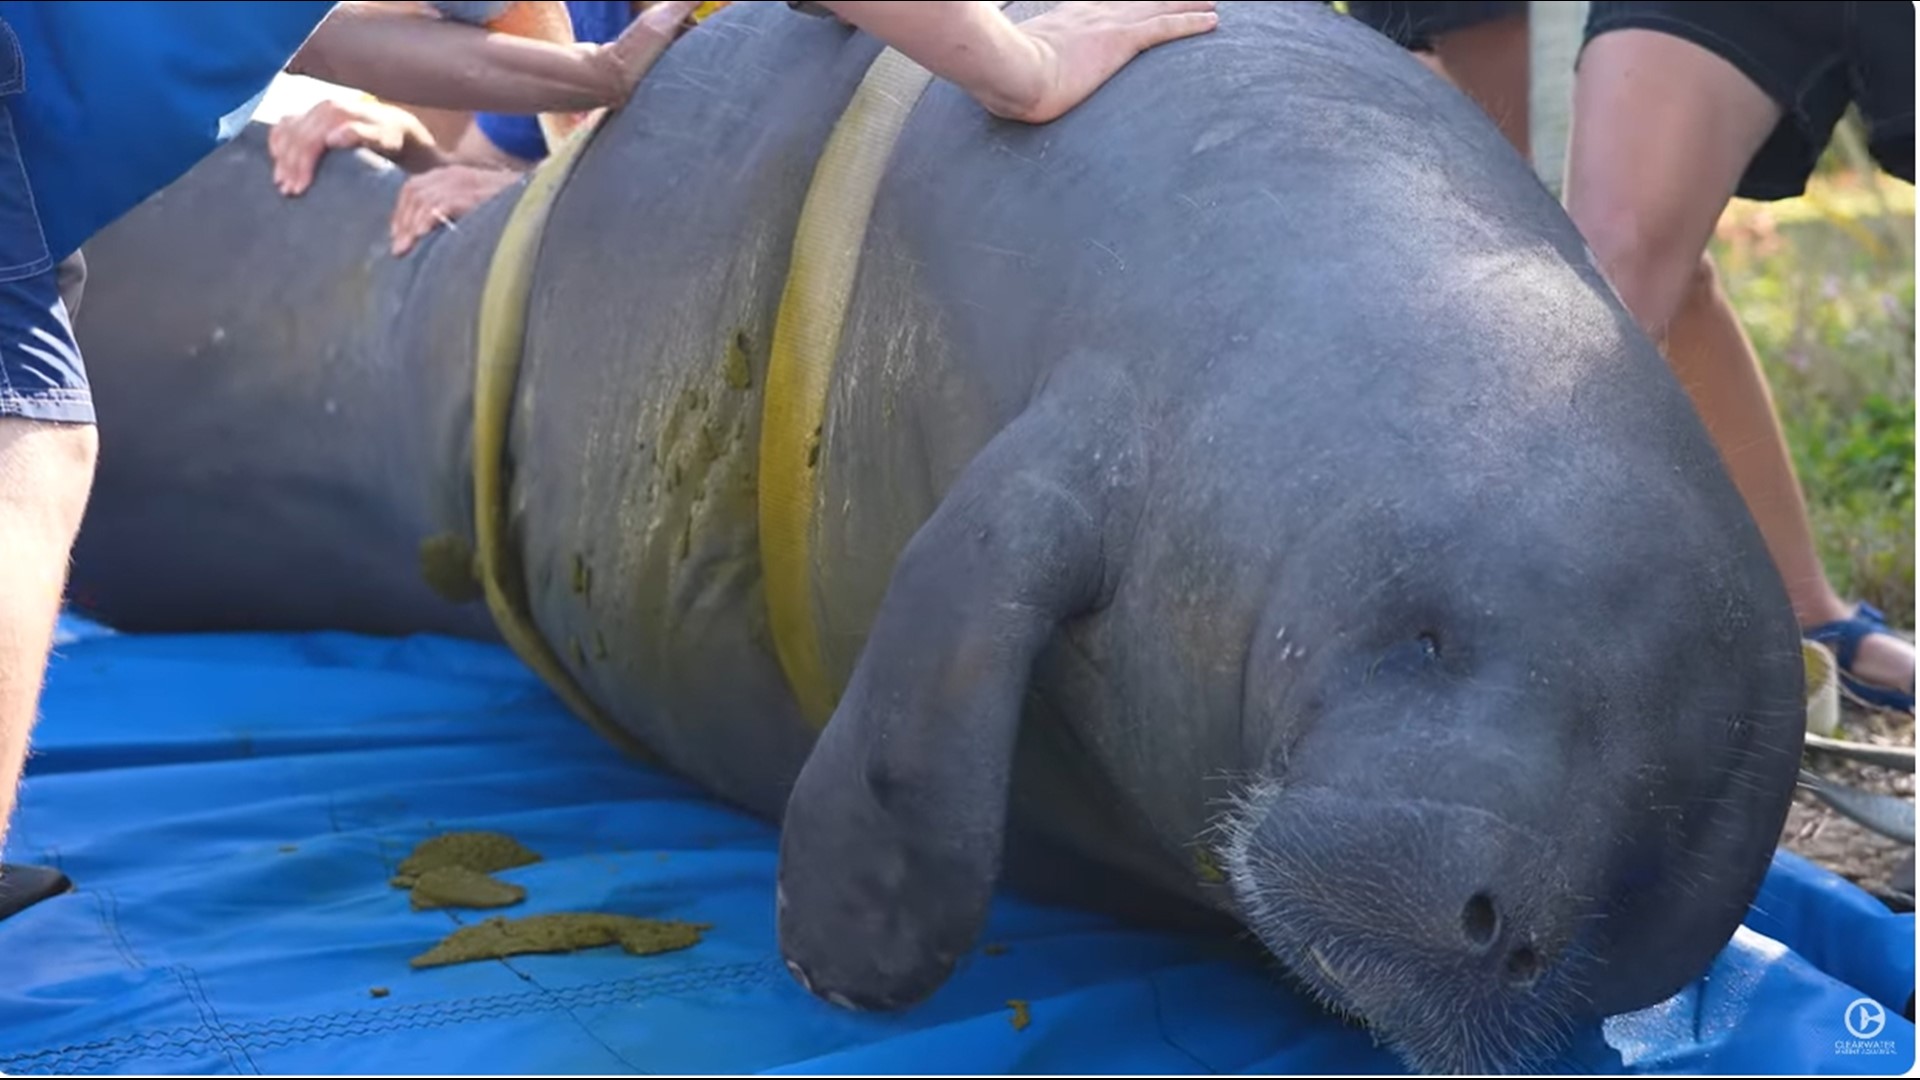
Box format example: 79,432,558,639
1805,602,1915,716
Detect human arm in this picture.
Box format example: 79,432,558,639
811,1,1218,124
286,0,702,115
268,97,453,196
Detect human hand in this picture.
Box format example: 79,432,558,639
999,1,1218,123
588,0,706,105
269,98,438,197
389,164,523,256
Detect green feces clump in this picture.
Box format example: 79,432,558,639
390,831,543,888
410,914,712,969
408,866,528,911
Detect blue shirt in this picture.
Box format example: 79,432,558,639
473,1,633,162
0,1,339,262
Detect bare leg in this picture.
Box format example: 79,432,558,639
0,418,96,853
1661,255,1911,692
1424,11,1532,160
1565,31,1915,701
1564,32,1779,329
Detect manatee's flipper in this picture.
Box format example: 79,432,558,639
776,361,1144,1011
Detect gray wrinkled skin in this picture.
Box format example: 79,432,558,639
65,3,1805,1073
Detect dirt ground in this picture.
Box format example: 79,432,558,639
1782,699,1915,909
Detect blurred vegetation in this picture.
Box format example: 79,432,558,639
1713,109,1915,626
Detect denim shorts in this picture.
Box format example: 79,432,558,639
0,14,91,426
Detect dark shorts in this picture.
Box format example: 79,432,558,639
1344,1,1528,52
0,15,90,426
1584,1,1914,201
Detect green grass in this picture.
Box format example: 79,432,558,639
1711,127,1915,628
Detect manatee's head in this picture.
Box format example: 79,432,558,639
1205,422,1805,1074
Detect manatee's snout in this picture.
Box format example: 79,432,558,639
1226,786,1590,1074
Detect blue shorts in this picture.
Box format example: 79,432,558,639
0,15,88,427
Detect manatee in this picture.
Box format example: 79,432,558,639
63,2,1805,1072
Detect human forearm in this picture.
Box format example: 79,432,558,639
816,2,1047,120
290,2,626,112
813,1,1218,124
289,1,697,115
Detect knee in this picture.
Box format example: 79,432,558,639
1569,198,1704,336
1677,251,1727,313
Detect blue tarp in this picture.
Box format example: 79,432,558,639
0,616,1912,1075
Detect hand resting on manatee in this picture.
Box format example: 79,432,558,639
269,0,698,255
268,0,1221,254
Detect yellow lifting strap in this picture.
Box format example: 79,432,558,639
470,109,664,763
757,3,1022,728
469,1,1011,751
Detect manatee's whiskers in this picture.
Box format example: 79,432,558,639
1219,771,1593,1076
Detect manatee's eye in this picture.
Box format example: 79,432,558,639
1368,631,1442,681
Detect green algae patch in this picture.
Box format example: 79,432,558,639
419,533,483,604
408,866,527,912
724,330,754,390
369,987,390,999
1193,846,1227,885
1007,999,1031,1032
982,943,1009,957
410,913,712,970
391,831,542,889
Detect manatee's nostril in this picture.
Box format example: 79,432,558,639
1503,943,1541,987
1461,891,1499,947
1418,631,1441,659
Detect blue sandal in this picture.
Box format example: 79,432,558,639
1806,602,1915,716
